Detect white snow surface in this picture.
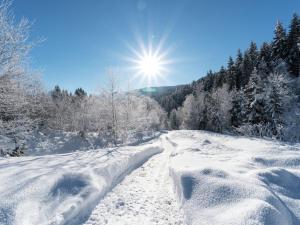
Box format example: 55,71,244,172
0,141,163,225
83,137,185,225
0,129,161,156
168,130,300,225
1,130,300,225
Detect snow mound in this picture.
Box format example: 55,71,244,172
0,142,163,225
0,129,161,156
168,130,300,225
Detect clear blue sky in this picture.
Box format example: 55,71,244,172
13,0,299,93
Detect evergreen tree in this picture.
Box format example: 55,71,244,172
272,21,288,60
74,88,87,98
244,68,266,125
241,51,252,87
258,42,272,76
287,13,300,76
248,41,259,68
230,90,245,127
215,66,226,88
51,85,62,100
235,49,243,89
267,85,283,137
226,56,236,90
169,109,179,130
203,70,214,92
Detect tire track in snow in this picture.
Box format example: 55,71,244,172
83,137,185,225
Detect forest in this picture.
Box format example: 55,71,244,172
160,13,300,142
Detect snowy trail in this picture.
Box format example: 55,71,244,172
83,137,185,225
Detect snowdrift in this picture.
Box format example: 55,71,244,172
0,129,161,156
168,130,300,225
0,142,163,225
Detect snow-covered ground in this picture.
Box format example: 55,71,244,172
83,137,185,225
168,130,300,225
0,141,162,225
0,129,161,156
1,130,300,225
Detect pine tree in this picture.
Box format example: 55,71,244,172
203,70,214,92
226,57,236,90
230,90,245,127
248,41,259,68
287,13,300,76
51,85,62,100
241,51,252,87
235,49,243,89
74,88,87,98
215,66,226,88
272,21,288,60
244,68,266,125
169,109,179,130
267,85,283,137
258,42,272,76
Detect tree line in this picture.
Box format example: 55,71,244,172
165,13,300,141
0,1,167,155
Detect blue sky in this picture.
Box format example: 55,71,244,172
13,0,299,93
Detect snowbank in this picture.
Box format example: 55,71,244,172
0,142,163,225
168,130,300,225
0,129,161,156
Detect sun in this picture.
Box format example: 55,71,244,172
124,36,174,87
137,53,163,77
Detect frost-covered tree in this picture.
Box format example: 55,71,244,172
0,0,38,154
266,84,283,137
230,90,246,128
211,84,233,130
244,68,266,125
180,94,201,129
169,109,180,130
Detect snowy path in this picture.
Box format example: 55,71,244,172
83,137,185,225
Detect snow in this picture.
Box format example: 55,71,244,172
168,130,300,225
1,130,300,225
83,137,185,225
0,141,162,225
0,129,161,156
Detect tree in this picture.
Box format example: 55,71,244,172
51,85,62,100
180,94,201,129
272,21,288,60
169,109,180,130
244,68,266,125
74,87,87,98
103,70,119,145
235,49,243,89
214,66,226,88
265,72,290,139
226,56,236,90
267,85,283,136
241,51,252,87
248,41,259,68
287,13,300,76
258,42,272,76
0,0,36,154
211,84,233,130
203,70,214,91
230,90,246,127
